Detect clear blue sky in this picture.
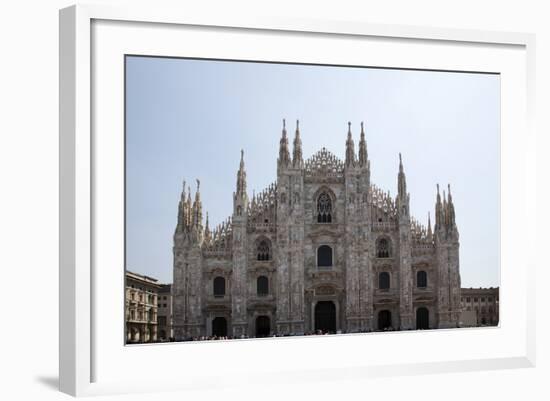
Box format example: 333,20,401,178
126,56,500,288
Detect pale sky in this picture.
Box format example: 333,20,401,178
125,56,500,288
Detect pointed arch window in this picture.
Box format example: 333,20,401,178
376,238,390,258
257,239,271,261
317,192,332,223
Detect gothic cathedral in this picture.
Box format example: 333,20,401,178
172,120,461,340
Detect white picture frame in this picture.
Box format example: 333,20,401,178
59,4,536,397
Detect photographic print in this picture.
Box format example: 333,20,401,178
124,56,500,344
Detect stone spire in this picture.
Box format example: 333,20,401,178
204,212,211,242
398,153,407,198
442,189,448,227
292,119,303,167
345,122,356,167
427,212,433,240
186,185,192,228
435,184,442,230
176,179,188,232
397,153,410,219
447,183,456,228
233,150,248,217
358,121,368,167
192,178,202,229
278,119,290,168
236,149,247,196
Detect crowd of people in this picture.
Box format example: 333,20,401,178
131,326,404,344
179,327,400,342
180,329,333,342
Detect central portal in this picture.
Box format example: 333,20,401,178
314,301,336,334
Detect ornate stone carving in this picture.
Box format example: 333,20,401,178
305,147,344,177
315,285,336,296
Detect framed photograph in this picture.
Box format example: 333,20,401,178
59,4,536,397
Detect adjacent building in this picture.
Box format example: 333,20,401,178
125,271,161,343
172,121,464,340
157,284,174,341
460,287,499,327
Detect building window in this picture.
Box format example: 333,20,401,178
213,277,226,297
488,297,493,302
317,245,333,267
257,239,271,261
416,271,427,288
376,238,390,258
317,192,332,223
466,297,471,302
481,297,486,302
257,276,269,296
378,272,390,290
474,297,478,302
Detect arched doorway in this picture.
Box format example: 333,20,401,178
416,307,429,329
315,301,336,333
378,310,392,330
255,316,271,337
212,317,227,337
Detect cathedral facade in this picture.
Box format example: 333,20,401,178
172,121,461,340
